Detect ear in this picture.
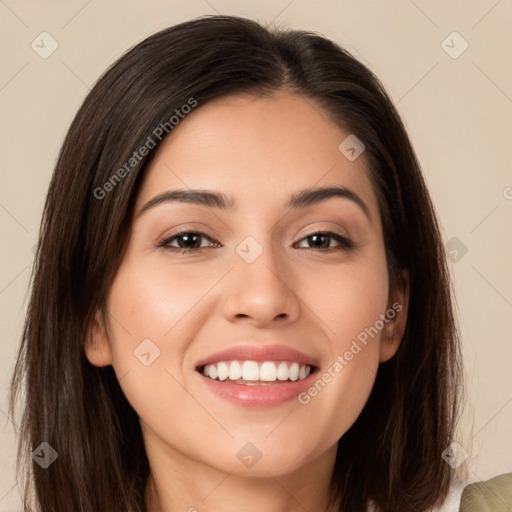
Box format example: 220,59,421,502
84,309,113,367
379,269,410,363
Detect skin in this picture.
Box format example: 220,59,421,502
85,92,409,512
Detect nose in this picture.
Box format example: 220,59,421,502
222,240,301,328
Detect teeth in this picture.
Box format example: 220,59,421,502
242,361,259,381
202,361,312,383
276,362,289,380
217,362,229,381
289,362,299,381
260,362,277,381
229,361,242,380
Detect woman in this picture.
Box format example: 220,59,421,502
10,15,465,511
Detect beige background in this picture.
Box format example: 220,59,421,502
1,0,511,508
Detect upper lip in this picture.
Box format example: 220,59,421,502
195,344,319,369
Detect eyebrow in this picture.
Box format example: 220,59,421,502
136,185,371,222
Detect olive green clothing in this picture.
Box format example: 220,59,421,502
459,473,512,512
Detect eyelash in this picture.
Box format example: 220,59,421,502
157,229,355,254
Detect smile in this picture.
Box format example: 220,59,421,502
194,344,319,407
200,360,312,384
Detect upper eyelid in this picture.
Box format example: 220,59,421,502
162,219,352,239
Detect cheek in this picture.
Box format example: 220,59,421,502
102,263,217,451
108,259,211,334
293,250,388,434
302,250,389,354
102,255,225,417
105,254,223,371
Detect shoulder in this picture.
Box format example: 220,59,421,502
458,472,512,512
437,472,512,512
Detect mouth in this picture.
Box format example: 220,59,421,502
194,344,320,407
195,344,320,408
198,360,314,385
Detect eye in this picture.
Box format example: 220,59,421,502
158,230,355,254
158,231,220,253
295,231,354,251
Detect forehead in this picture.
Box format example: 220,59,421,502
136,93,378,219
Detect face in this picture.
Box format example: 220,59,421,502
86,93,408,479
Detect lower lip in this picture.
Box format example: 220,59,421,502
197,371,317,407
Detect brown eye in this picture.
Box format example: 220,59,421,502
158,231,220,253
296,232,354,251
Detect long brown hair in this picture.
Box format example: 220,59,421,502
9,15,462,512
